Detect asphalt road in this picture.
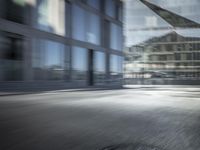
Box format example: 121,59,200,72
0,86,200,150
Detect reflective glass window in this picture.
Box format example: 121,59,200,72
35,0,66,36
32,39,68,80
87,13,101,45
94,51,106,84
110,55,123,79
110,23,123,51
72,4,101,45
87,0,100,10
105,0,116,18
72,4,86,41
110,55,118,73
72,47,88,81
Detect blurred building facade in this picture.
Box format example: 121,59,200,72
124,0,200,85
0,0,123,91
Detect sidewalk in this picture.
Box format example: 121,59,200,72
0,86,124,96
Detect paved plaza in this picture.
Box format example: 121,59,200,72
0,86,200,150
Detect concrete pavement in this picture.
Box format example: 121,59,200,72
0,86,200,150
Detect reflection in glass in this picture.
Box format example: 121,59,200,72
87,13,100,45
94,51,106,85
72,4,86,42
110,55,123,82
110,23,123,51
105,0,116,18
87,0,100,10
72,4,100,45
72,47,88,81
36,0,66,36
32,39,68,80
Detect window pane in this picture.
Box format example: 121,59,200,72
32,39,67,80
72,5,86,42
72,5,101,45
36,0,66,36
72,47,88,81
87,13,101,45
94,51,106,84
118,56,123,74
105,0,116,18
110,55,118,73
87,0,100,10
110,23,123,51
110,55,123,78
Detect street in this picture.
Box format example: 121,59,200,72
0,86,200,150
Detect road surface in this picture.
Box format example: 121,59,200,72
0,86,200,150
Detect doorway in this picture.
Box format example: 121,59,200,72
88,49,94,86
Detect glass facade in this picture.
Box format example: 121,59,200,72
124,0,200,84
72,4,100,45
0,0,123,89
32,39,68,80
72,4,86,42
105,0,116,18
87,0,100,10
94,51,106,85
87,13,101,45
110,55,123,80
35,0,66,36
72,46,88,81
110,23,123,51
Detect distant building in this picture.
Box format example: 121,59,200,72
124,31,200,83
0,0,123,91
